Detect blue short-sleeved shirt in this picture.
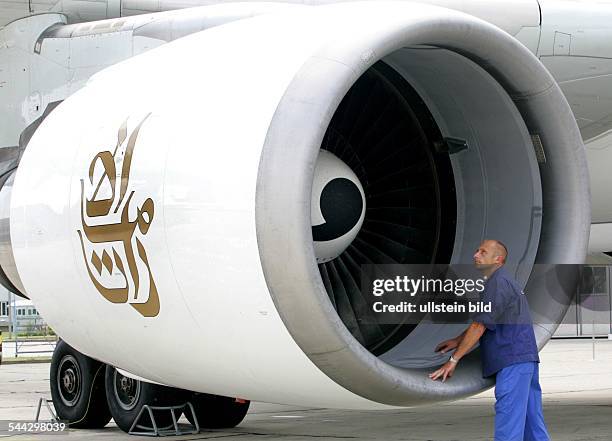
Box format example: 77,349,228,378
471,266,539,378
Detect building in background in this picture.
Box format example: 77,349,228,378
0,287,49,335
13,299,44,330
0,287,9,332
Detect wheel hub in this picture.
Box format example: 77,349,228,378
57,355,82,407
113,370,141,411
62,368,76,392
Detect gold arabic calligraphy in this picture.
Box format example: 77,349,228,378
77,115,159,317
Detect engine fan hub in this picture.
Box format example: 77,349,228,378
311,150,366,263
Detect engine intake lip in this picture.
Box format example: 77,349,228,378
256,3,589,406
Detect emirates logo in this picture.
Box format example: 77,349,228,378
77,115,159,317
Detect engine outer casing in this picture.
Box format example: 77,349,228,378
10,2,588,408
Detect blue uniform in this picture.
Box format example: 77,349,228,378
472,267,550,441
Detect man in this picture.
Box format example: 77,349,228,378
429,240,550,441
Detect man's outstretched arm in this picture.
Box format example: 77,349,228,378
434,328,469,353
429,322,486,382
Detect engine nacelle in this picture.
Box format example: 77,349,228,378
8,2,588,408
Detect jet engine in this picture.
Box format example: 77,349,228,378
5,2,589,408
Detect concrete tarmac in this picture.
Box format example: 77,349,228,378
0,339,611,440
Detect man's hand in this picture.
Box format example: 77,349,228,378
434,338,459,354
429,323,486,383
429,361,457,382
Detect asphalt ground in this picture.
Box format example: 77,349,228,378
0,339,611,440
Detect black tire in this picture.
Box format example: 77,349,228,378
105,365,187,433
49,340,111,428
185,393,250,429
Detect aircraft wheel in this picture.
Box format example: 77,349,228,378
185,393,250,428
50,340,111,428
105,365,186,433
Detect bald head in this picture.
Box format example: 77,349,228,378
486,239,508,264
474,239,508,271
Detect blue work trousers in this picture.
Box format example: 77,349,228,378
494,361,550,441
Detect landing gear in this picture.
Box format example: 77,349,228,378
50,342,250,433
49,340,111,428
185,393,250,428
104,365,187,433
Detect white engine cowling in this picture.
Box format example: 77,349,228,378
8,2,589,408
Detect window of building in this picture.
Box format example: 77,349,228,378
0,301,7,317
